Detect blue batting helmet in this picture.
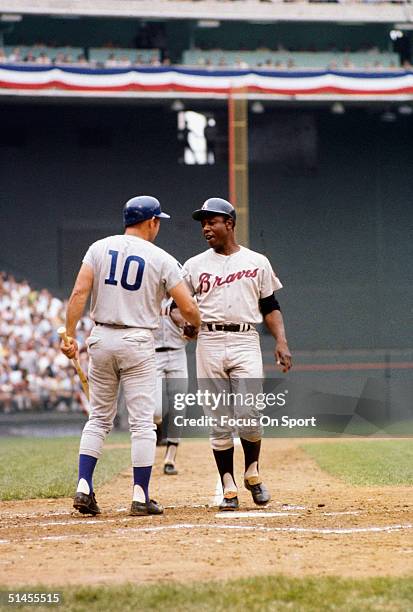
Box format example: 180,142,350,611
123,196,170,227
192,198,236,223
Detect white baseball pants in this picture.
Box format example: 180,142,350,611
79,325,156,467
154,346,188,443
196,329,264,450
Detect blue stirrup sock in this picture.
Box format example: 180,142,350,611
133,466,152,503
77,454,98,494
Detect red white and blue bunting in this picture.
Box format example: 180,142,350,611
1,65,413,95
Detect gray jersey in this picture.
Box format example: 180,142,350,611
153,298,186,350
83,234,184,329
184,246,282,325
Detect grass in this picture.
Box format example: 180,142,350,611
302,440,413,486
0,435,131,501
1,576,412,611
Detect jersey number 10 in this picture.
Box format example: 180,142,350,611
104,249,145,292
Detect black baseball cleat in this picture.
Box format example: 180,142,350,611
219,495,239,511
156,424,167,447
244,477,271,505
163,463,178,476
130,499,164,516
73,491,101,516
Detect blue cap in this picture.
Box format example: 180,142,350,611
123,196,170,227
192,198,236,222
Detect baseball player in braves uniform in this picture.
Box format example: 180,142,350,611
60,196,200,516
184,197,292,511
153,297,188,475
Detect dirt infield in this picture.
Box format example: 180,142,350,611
0,439,412,587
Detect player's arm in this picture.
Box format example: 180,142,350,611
170,301,198,340
61,263,94,359
169,303,186,328
260,294,292,372
169,281,201,329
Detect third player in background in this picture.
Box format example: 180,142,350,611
153,297,188,475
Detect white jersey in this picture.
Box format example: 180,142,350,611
184,245,282,324
83,234,184,329
153,298,186,349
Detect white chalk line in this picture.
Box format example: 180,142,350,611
0,509,367,530
0,510,72,520
0,518,114,530
215,512,299,518
0,522,411,546
114,523,413,535
281,505,306,510
0,504,211,527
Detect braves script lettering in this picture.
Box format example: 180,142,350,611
198,268,259,294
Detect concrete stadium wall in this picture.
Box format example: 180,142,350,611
0,101,411,350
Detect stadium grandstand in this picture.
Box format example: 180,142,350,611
0,272,91,415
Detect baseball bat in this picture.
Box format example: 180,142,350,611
57,326,90,401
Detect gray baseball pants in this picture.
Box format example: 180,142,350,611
79,325,156,467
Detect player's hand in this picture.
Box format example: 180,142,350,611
182,323,199,341
60,336,79,360
275,342,292,373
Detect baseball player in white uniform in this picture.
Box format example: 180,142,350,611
60,195,200,516
184,197,292,511
153,297,188,475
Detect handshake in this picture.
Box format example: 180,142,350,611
169,304,199,340
182,323,199,340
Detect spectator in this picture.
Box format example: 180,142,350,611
54,52,65,65
235,57,249,69
134,53,145,66
118,55,132,67
8,47,22,63
105,53,118,68
25,51,36,63
76,53,89,66
342,56,354,70
36,52,52,65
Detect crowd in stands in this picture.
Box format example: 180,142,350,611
0,272,92,414
193,55,401,70
0,46,167,68
188,42,405,70
0,44,408,71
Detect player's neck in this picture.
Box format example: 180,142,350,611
213,240,240,256
124,227,152,242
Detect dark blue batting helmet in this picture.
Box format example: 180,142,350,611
123,196,170,227
192,198,236,223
